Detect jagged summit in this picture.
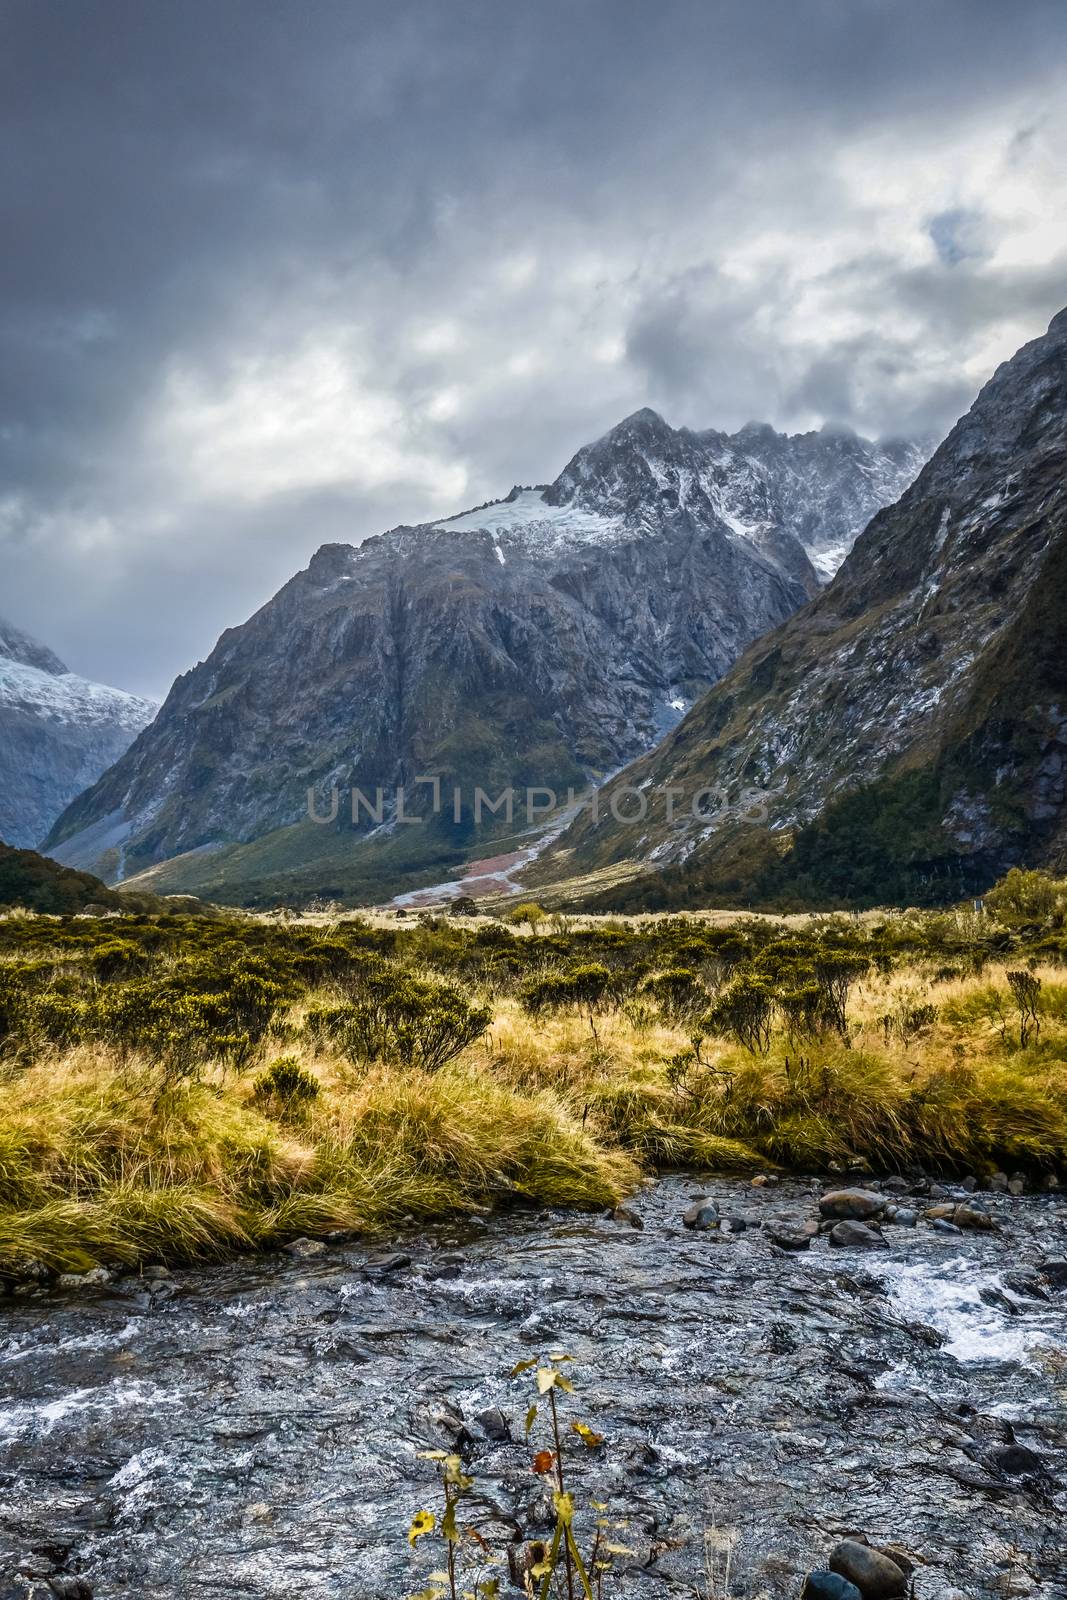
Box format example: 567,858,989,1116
0,616,68,676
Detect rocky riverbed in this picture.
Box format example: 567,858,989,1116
1,1177,1065,1599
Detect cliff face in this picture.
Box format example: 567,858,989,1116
543,311,1067,909
0,621,155,849
44,410,922,900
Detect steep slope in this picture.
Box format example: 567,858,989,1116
0,621,156,848
541,310,1067,910
45,412,922,902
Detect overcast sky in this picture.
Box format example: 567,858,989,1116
2,0,1067,698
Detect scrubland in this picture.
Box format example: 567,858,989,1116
1,867,1066,1274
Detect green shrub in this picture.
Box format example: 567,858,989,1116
253,1055,320,1110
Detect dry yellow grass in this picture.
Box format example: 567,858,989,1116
2,962,1065,1274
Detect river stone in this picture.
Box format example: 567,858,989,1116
828,1221,888,1250
56,1268,110,1289
47,1581,93,1600
283,1237,326,1259
988,1442,1042,1475
953,1203,996,1231
925,1203,995,1231
610,1204,643,1229
366,1251,411,1274
989,1170,1009,1192
884,1206,918,1228
768,1225,816,1251
828,1539,907,1599
882,1176,910,1194
819,1188,885,1221
802,1573,862,1600
475,1406,511,1441
1039,1258,1067,1289
682,1198,720,1230
930,1218,963,1235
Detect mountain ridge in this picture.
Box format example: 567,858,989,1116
43,408,925,903
0,618,156,849
536,308,1067,909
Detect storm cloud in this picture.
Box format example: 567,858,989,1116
2,0,1066,696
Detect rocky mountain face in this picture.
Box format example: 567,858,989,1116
44,412,922,900
0,621,156,850
543,310,1067,909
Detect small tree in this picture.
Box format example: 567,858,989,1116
1006,968,1042,1047
705,974,774,1055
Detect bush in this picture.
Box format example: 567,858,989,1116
253,1055,321,1110
706,974,775,1054
318,967,491,1073
986,868,1066,929
641,966,706,1021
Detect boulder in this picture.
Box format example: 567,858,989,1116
828,1539,908,1599
819,1188,885,1221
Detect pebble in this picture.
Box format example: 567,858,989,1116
819,1188,885,1221
828,1539,908,1599
828,1221,888,1250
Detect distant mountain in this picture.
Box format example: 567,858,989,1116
541,309,1067,910
44,411,923,904
0,620,156,849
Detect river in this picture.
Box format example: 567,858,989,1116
1,1178,1065,1598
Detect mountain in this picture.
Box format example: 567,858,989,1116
538,310,1067,910
0,620,156,849
44,412,923,904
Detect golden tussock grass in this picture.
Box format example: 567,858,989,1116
1,962,1065,1274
